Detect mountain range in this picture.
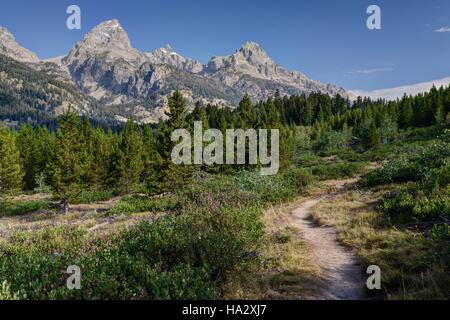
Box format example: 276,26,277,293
0,19,351,124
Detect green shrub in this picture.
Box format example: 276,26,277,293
294,153,325,168
379,183,450,223
0,281,22,300
107,194,180,215
313,126,352,154
70,189,114,204
0,167,313,300
0,199,49,217
360,142,450,188
311,162,365,180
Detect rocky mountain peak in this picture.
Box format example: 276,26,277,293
238,41,266,55
206,41,274,75
0,27,14,40
235,41,273,67
150,44,178,57
64,19,143,66
163,44,174,52
80,19,132,51
0,24,351,124
0,26,40,63
145,45,204,73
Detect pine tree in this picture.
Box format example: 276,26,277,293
0,128,24,199
159,90,188,160
81,118,95,184
399,96,413,128
189,103,209,129
236,94,255,129
17,125,54,191
159,90,193,190
166,90,187,131
17,124,35,190
260,97,281,129
90,127,114,189
142,125,163,193
116,120,144,194
366,123,381,148
301,95,314,126
434,101,446,127
52,112,84,214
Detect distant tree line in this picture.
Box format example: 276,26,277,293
0,85,449,213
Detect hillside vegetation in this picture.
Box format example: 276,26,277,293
0,85,449,299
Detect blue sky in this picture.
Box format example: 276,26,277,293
0,0,449,90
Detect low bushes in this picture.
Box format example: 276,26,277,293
359,142,450,225
311,162,366,180
360,142,449,188
106,194,180,216
379,183,450,222
69,189,114,205
0,167,314,299
294,152,366,180
0,199,49,217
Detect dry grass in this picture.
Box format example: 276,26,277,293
0,195,163,239
312,186,448,299
223,197,322,300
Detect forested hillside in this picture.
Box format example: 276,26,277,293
0,86,449,299
0,54,98,125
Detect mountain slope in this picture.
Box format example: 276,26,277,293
0,54,97,123
204,42,349,101
0,19,352,123
60,20,350,112
145,45,204,74
0,27,39,64
62,20,242,113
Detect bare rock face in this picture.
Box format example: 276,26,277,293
0,27,40,63
145,45,204,74
205,42,348,101
63,19,147,101
0,19,351,124
65,19,144,65
61,20,241,110
61,20,350,110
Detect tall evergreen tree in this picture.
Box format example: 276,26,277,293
17,125,54,190
301,95,314,126
116,120,144,194
399,96,414,128
236,94,255,129
260,97,281,129
0,128,24,199
159,90,193,190
142,125,163,193
90,127,114,188
159,90,188,160
52,111,84,214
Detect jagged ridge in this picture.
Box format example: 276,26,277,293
0,20,351,123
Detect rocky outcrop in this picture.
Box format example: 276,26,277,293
204,42,348,100
0,19,351,123
0,27,40,63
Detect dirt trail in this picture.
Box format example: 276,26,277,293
291,179,366,300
